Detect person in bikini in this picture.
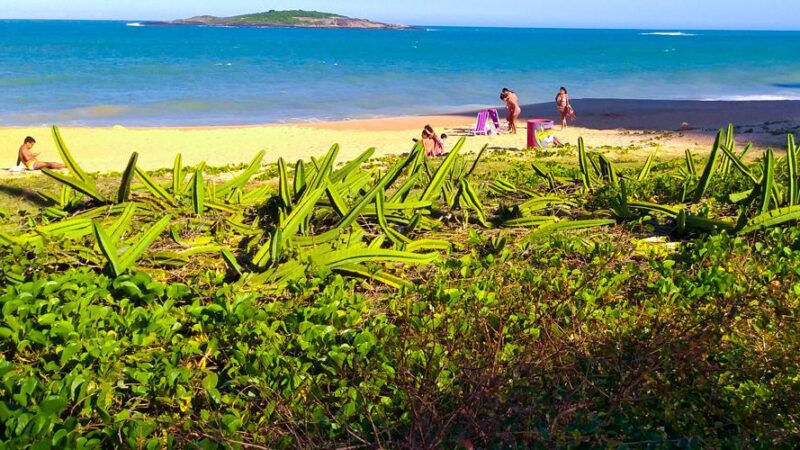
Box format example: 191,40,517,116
501,88,521,134
555,87,576,130
414,125,447,157
17,136,66,170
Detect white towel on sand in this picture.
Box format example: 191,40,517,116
4,164,27,172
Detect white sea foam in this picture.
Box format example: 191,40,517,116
640,31,697,36
125,22,144,27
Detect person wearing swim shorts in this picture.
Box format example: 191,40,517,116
17,136,66,170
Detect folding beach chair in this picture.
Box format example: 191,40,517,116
473,110,493,136
488,108,501,131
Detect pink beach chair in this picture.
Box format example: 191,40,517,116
473,111,489,135
488,108,501,130
473,111,492,136
474,109,502,136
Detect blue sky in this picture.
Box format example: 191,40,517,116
2,0,799,30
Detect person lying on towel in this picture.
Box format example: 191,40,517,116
17,136,66,170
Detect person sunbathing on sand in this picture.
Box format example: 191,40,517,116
17,136,66,170
501,88,521,134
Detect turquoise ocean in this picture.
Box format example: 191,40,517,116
1,20,799,126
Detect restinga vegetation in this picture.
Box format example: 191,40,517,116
4,124,800,447
7,120,800,286
11,126,624,290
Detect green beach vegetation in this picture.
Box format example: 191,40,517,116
2,125,800,447
230,10,344,23
179,10,342,26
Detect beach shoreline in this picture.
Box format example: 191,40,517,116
3,99,799,174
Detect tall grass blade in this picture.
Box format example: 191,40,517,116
337,157,410,230
578,137,592,189
92,223,122,277
51,126,90,183
628,201,680,219
598,154,619,187
685,149,697,177
37,217,93,238
191,166,205,214
729,189,754,204
501,216,558,228
306,145,339,192
221,248,244,276
326,180,350,218
739,143,752,160
740,204,800,234
531,162,549,179
336,265,413,289
376,189,411,246
420,137,465,201
637,148,658,181
388,172,421,203
759,148,775,214
684,213,736,233
310,248,438,270
518,196,577,212
216,150,265,196
280,186,326,243
293,160,306,197
464,144,488,179
719,144,758,184
331,148,375,183
251,234,273,268
693,130,723,201
529,219,616,239
172,153,184,196
117,152,138,204
135,166,176,206
459,179,488,226
41,169,107,203
109,203,138,242
118,215,171,272
270,229,283,262
383,144,423,192
789,134,797,205
277,158,293,208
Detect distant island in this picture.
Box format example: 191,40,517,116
151,10,410,29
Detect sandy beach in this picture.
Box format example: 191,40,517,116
3,99,800,174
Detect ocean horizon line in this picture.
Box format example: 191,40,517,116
1,18,800,33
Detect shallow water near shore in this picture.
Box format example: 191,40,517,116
2,20,800,126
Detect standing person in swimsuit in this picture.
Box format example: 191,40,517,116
501,88,521,134
16,136,66,170
555,87,576,130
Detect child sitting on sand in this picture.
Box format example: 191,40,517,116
17,136,66,170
